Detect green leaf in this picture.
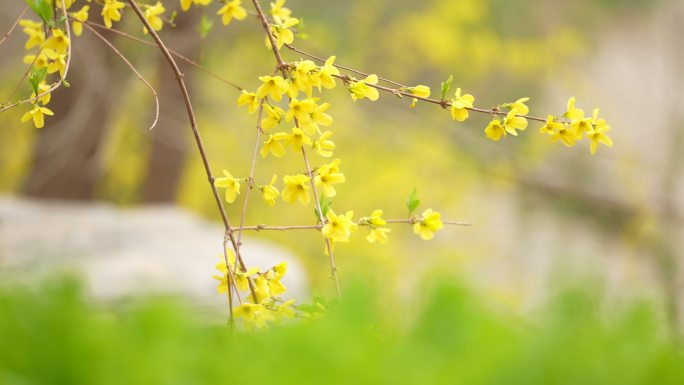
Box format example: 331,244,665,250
406,188,420,216
316,196,332,220
28,66,48,94
24,0,53,23
440,74,453,100
198,15,213,39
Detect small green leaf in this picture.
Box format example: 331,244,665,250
24,0,53,23
28,66,48,94
406,188,420,216
316,196,332,219
169,11,178,24
198,15,213,39
440,74,453,100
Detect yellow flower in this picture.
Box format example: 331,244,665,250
274,299,296,321
503,110,528,136
217,0,247,25
56,0,74,9
408,84,431,108
233,303,275,329
30,82,51,105
43,29,70,54
369,209,386,226
237,90,259,114
212,251,258,294
348,74,379,101
260,132,289,158
264,267,286,297
413,208,443,240
484,119,505,141
587,110,613,155
272,262,287,279
23,51,49,69
180,0,192,11
267,18,299,50
286,127,312,151
249,275,272,304
322,210,357,243
71,6,90,37
506,97,530,115
366,227,390,244
450,87,474,121
315,159,345,197
143,2,165,34
552,123,577,147
214,169,241,203
285,78,299,99
318,56,340,90
540,115,563,135
304,102,333,134
21,105,54,128
270,0,292,24
570,109,593,139
282,174,311,205
19,19,44,50
256,75,288,102
314,131,335,157
292,60,317,96
285,98,316,124
563,96,584,121
259,175,280,206
44,49,67,77
101,0,125,29
260,104,285,130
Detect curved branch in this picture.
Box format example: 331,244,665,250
82,22,159,131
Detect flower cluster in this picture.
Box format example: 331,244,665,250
213,250,305,330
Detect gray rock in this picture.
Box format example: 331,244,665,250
0,197,309,310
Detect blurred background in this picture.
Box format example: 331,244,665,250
1,0,683,327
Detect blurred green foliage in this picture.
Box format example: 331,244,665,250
1,276,683,384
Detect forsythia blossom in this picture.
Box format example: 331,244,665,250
257,75,289,102
315,159,345,197
237,90,260,114
348,74,379,101
259,175,280,206
282,174,311,205
261,132,289,158
101,0,125,29
217,0,247,25
450,88,474,121
214,169,241,203
413,209,444,240
143,2,166,34
322,210,358,243
21,105,54,129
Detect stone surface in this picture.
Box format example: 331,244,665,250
0,197,309,309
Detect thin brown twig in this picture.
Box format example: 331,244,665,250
283,43,407,88
82,20,243,91
0,2,72,113
82,22,159,131
236,219,472,232
236,100,265,251
125,0,258,303
250,0,287,76
0,5,28,48
300,145,341,298
333,74,548,123
2,48,41,105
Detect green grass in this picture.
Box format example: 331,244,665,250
1,276,683,384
